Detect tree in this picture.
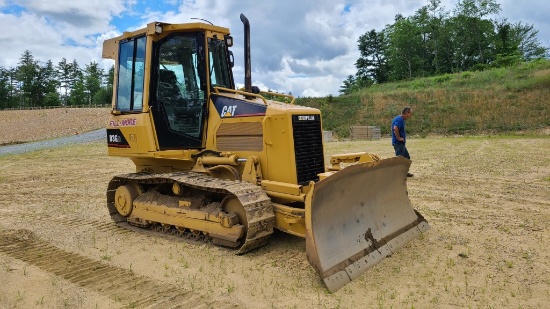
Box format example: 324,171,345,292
57,58,84,105
356,29,390,83
14,53,61,108
490,19,522,67
57,58,71,105
385,15,425,80
84,61,104,105
93,87,113,105
339,75,356,95
510,22,549,60
69,59,83,99
69,79,87,106
423,0,450,74
6,68,20,108
16,50,39,108
106,65,115,86
351,0,548,87
451,0,501,70
1,53,116,109
35,60,60,106
0,67,15,109
410,5,435,76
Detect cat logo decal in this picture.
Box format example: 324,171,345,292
221,105,237,117
212,94,267,118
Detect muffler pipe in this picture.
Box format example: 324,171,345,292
240,13,252,93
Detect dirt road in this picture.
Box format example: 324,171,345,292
0,136,549,308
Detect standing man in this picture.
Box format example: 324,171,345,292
392,107,414,177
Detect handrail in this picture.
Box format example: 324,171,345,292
212,86,295,105
260,91,295,105
213,86,268,105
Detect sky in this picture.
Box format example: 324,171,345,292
0,0,548,97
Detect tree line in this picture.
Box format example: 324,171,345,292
340,0,549,94
0,50,114,109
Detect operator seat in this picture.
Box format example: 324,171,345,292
158,69,183,105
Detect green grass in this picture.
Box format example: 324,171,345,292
297,59,550,138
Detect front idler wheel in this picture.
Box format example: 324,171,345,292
114,184,140,217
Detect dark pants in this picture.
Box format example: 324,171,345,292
393,143,410,160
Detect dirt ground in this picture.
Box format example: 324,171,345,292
0,108,109,145
0,112,549,308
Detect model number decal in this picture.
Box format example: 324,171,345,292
106,129,130,148
298,115,316,121
109,134,122,143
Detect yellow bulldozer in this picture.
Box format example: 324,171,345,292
102,14,429,292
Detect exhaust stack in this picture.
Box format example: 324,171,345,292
240,13,252,93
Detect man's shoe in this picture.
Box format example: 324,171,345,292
407,173,414,177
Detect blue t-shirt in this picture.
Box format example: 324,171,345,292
391,115,406,145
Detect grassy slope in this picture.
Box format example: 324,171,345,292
298,59,550,138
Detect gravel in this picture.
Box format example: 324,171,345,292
0,129,106,156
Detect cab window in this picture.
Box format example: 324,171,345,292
208,38,233,89
116,36,146,112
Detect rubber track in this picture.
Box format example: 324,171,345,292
107,172,276,254
0,228,239,309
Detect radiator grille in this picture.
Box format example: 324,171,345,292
292,115,325,185
216,122,263,151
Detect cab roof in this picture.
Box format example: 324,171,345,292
102,21,231,60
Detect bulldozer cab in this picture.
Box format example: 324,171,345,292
110,24,235,150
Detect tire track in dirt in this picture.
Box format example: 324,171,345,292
410,174,550,207
2,211,215,247
0,228,237,309
5,212,125,234
407,174,549,233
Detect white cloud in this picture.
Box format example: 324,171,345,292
0,0,548,96
20,0,124,45
0,0,125,68
0,12,62,66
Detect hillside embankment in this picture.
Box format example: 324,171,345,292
298,59,550,138
0,108,110,146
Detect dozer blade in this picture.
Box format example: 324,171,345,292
305,156,429,292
